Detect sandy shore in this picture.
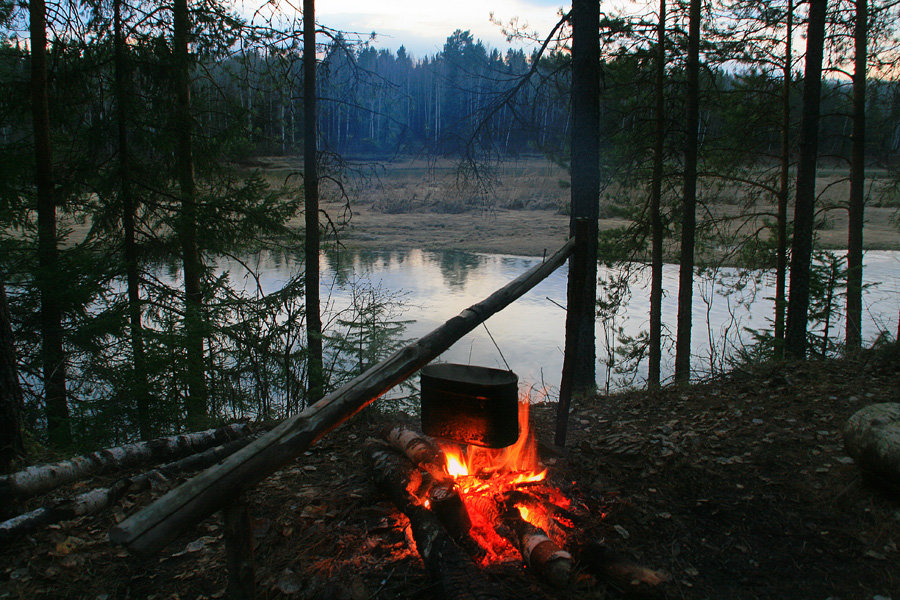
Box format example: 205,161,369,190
320,200,900,257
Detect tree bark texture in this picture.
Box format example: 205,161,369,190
557,221,593,446
0,423,252,502
785,0,828,358
304,0,324,405
557,0,600,442
110,238,574,556
30,0,71,448
774,0,793,358
114,0,152,439
173,0,208,428
674,0,701,383
0,280,25,471
648,0,666,388
846,0,867,352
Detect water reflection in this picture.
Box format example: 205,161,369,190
240,249,900,397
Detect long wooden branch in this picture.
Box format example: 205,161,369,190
111,238,575,556
0,423,252,504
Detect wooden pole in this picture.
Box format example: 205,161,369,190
110,238,575,556
556,219,593,446
223,498,255,600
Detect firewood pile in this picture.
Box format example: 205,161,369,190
365,407,669,600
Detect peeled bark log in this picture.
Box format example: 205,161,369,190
0,423,252,502
844,403,900,494
0,436,254,541
366,441,498,600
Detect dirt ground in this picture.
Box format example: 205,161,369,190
2,345,898,599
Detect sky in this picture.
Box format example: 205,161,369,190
312,0,568,58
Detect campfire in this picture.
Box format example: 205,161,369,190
368,399,577,591
424,401,575,566
367,398,670,597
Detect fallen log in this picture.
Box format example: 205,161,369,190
577,540,670,598
0,436,254,542
111,238,574,556
0,423,253,504
366,440,499,600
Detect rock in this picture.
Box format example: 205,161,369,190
843,403,900,494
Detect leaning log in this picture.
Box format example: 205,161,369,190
0,423,252,503
366,440,498,600
843,402,900,494
111,238,575,556
0,436,253,541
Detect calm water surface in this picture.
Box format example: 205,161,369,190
228,249,900,396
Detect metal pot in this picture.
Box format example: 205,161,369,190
420,363,519,448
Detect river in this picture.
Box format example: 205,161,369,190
219,248,900,397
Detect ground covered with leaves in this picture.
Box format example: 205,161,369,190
1,345,898,599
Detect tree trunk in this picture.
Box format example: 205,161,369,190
114,0,152,439
785,0,828,358
648,0,666,389
173,0,207,428
0,280,24,472
556,0,599,447
304,0,324,405
774,0,793,359
674,0,702,383
846,0,867,353
30,0,71,448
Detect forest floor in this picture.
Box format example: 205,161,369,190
2,345,899,599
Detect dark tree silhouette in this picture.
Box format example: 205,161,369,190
556,0,599,447
786,0,828,358
30,0,71,446
674,0,702,383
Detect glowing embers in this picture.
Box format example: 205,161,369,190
427,401,573,566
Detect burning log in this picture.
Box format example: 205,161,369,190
365,440,499,600
0,436,254,541
0,423,253,504
464,493,572,588
385,425,447,480
383,425,573,587
385,426,473,541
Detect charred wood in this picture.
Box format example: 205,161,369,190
366,440,498,600
465,494,572,588
578,540,670,598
